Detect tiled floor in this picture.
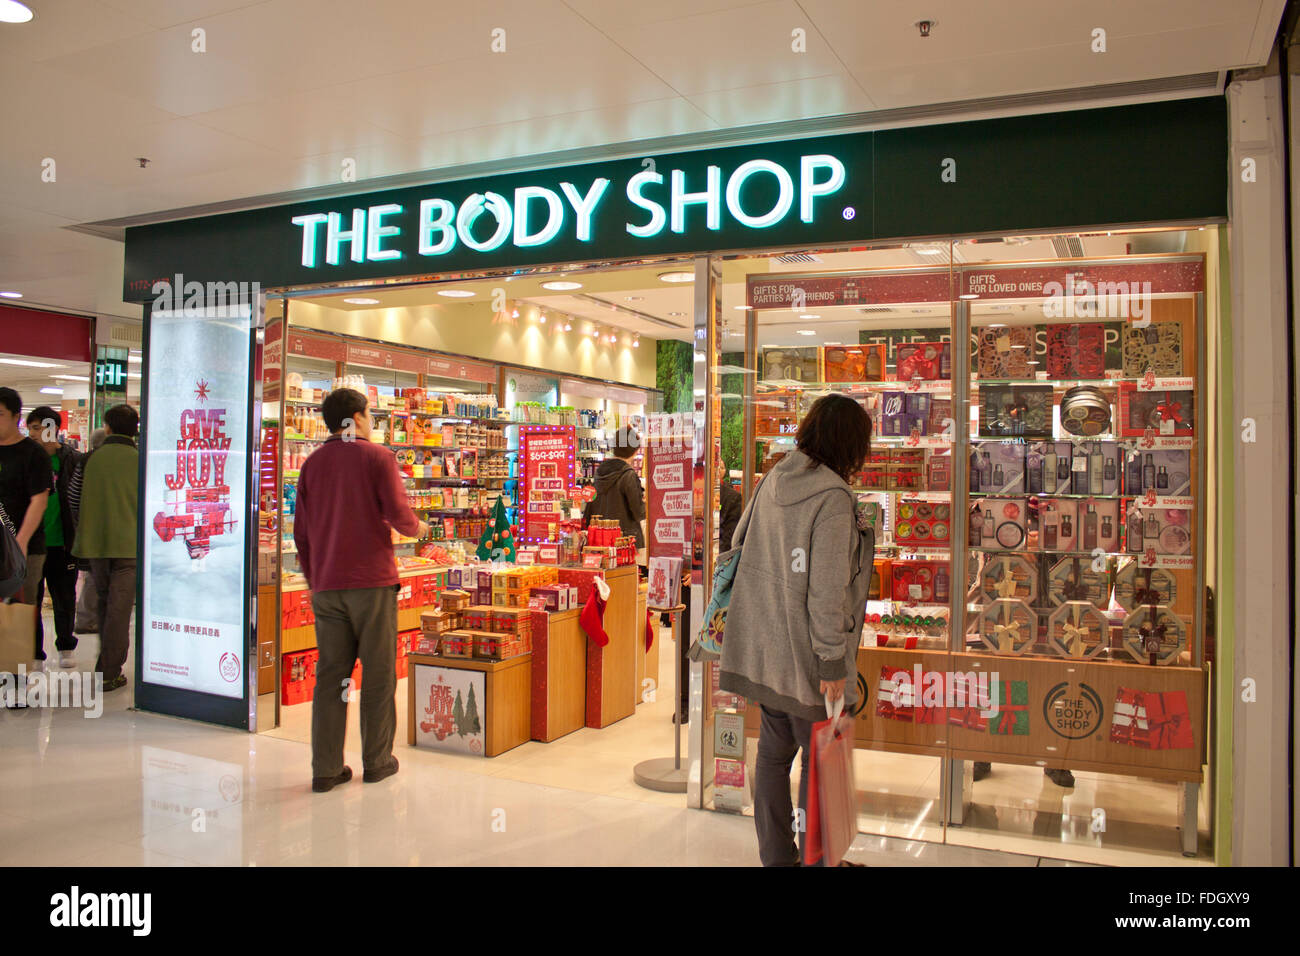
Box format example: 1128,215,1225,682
2,610,1211,866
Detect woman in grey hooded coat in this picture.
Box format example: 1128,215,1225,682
719,394,874,866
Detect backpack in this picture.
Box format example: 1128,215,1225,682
0,500,27,600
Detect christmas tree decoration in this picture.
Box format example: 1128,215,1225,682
476,496,517,562
1047,601,1110,659
1122,605,1187,665
978,598,1035,655
465,682,482,735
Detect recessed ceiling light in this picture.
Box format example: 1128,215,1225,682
50,374,90,382
564,321,572,331
625,296,644,302
796,330,816,336
658,271,694,283
541,281,582,291
734,305,752,310
824,341,842,346
0,291,22,298
668,311,685,317
915,248,943,256
0,358,60,368
0,2,33,24
437,289,475,297
39,387,64,395
799,314,820,319
959,294,979,300
343,297,380,305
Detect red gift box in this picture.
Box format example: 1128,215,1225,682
874,665,917,722
1109,687,1193,750
281,648,318,706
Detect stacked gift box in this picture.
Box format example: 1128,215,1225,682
558,567,606,606
530,583,578,611
281,648,318,705
855,448,926,492
281,589,315,630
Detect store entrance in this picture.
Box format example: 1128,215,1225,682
257,262,696,807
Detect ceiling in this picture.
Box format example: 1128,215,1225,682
294,227,1185,347
0,0,1284,324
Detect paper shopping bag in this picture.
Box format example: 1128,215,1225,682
803,697,857,867
0,601,37,675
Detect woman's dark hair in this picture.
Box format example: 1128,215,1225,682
795,393,872,482
104,403,139,439
611,426,641,459
321,388,367,433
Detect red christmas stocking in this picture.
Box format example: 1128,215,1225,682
580,591,609,647
645,609,655,652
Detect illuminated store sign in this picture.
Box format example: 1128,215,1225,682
289,155,846,267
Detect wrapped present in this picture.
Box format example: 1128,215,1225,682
1122,605,1187,665
874,665,917,723
946,672,990,731
896,341,950,381
1110,687,1194,749
1121,320,1183,377
978,384,1053,439
1047,601,1109,659
1114,562,1177,611
980,554,1037,604
1047,556,1110,609
978,598,1035,655
1118,385,1194,437
987,679,1029,735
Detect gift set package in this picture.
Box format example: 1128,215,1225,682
967,498,1027,550
1123,505,1192,555
968,441,1026,494
978,384,1053,439
762,346,820,382
894,500,952,546
895,341,951,381
890,560,952,603
1047,556,1112,609
1122,320,1184,377
1118,385,1194,436
878,391,932,437
822,344,885,382
976,325,1036,378
1038,498,1078,552
1123,449,1191,496
1045,322,1107,379
1023,441,1120,496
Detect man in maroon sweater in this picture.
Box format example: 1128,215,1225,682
295,388,427,792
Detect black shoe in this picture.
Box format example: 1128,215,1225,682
1044,768,1075,788
312,766,353,793
102,675,128,692
363,756,399,783
972,761,991,781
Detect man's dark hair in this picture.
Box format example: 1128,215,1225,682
321,388,367,433
26,406,60,435
795,393,872,482
104,403,139,439
0,387,20,417
611,426,641,459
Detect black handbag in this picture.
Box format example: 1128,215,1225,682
0,500,27,600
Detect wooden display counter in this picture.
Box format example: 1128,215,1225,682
407,652,532,757
585,564,640,728
530,609,587,742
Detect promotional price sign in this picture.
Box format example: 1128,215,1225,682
646,430,694,560
140,308,252,704
520,425,574,543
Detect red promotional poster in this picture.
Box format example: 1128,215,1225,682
520,425,575,543
645,425,694,561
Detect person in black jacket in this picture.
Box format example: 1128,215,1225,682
26,407,83,668
583,430,646,561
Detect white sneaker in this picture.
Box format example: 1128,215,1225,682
58,652,75,669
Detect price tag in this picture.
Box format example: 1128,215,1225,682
909,584,923,600
582,553,604,569
1072,456,1088,472
1160,418,1175,435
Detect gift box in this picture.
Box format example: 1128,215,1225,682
1123,448,1191,496
1046,322,1107,379
1114,562,1178,610
967,498,1026,550
1047,601,1109,659
895,341,951,381
978,599,1035,655
987,679,1030,735
1122,320,1184,377
976,325,1036,379
439,631,474,658
1110,687,1193,749
462,606,494,631
878,392,932,438
1118,385,1194,437
1054,441,1121,496
647,556,684,610
1127,505,1192,556
1081,497,1121,552
893,499,953,546
890,560,951,604
1038,498,1078,553
1121,606,1187,665
926,399,952,438
822,344,885,382
926,452,951,491
945,672,990,731
281,648,318,706
980,554,1037,603
1046,556,1111,608
968,441,1025,494
875,666,918,722
762,346,820,383
439,589,471,611
978,384,1053,439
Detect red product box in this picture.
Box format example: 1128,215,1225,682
281,648,318,706
413,632,440,655
558,568,604,606
1118,384,1194,437
463,606,494,631
890,561,951,603
895,341,950,381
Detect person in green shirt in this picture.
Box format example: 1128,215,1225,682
26,408,84,668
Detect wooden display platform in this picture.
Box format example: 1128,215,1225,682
530,609,587,742
585,565,639,728
407,652,532,757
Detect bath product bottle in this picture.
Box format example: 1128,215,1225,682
992,464,1004,488
982,509,994,539
1057,453,1071,488
969,507,983,547
1089,445,1103,495
1043,447,1058,493
1104,455,1116,486
934,566,950,602
1072,445,1089,495
969,449,981,493
1060,513,1073,546
1083,503,1098,550
980,452,993,488
1142,453,1156,492
1127,510,1144,553
1043,517,1058,550
1156,465,1169,491
1144,511,1159,545
1126,453,1143,494
1101,514,1113,544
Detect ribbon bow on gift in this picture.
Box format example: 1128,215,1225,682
1156,396,1183,424
1061,621,1088,657
994,575,1018,599
900,353,939,381
1133,586,1161,605
994,621,1020,653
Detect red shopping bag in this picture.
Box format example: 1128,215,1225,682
803,696,857,867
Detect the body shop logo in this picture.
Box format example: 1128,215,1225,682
289,154,846,267
1043,681,1104,739
848,671,870,718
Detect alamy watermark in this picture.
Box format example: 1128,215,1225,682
1,666,103,717
152,272,260,319
1041,273,1153,323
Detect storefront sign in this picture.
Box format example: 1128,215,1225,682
140,308,252,702
427,355,496,383
286,331,346,362
345,342,425,373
